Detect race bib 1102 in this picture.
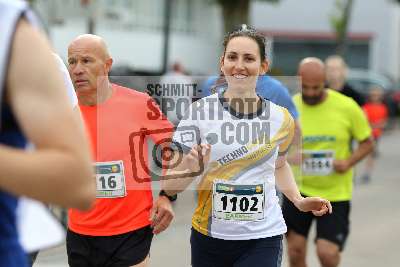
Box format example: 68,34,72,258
212,181,265,222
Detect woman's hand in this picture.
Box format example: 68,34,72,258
182,144,211,174
294,196,332,216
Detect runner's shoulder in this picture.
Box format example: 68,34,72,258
327,89,360,108
292,92,301,104
112,83,153,101
265,99,292,121
293,90,360,110
258,75,289,94
191,93,218,108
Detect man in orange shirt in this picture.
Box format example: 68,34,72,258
361,86,388,183
66,34,175,267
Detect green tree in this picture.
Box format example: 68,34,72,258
330,0,354,56
215,0,280,34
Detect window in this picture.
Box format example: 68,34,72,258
33,0,195,33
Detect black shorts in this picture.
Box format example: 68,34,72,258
66,226,153,267
282,195,350,251
28,251,39,266
191,228,283,267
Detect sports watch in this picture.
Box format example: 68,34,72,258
159,190,177,202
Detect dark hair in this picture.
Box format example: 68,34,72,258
222,24,267,61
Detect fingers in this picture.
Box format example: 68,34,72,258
150,198,175,234
152,208,174,234
301,197,331,216
149,206,158,228
332,161,343,172
325,200,333,214
298,197,333,216
311,198,332,216
191,144,211,157
200,144,211,156
333,160,348,173
200,144,211,166
332,163,342,172
186,144,211,172
307,197,325,210
188,145,204,162
312,204,328,216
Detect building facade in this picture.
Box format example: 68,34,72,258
33,0,400,81
252,0,400,80
33,0,223,75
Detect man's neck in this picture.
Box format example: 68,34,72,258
79,81,113,106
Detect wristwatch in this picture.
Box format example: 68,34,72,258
159,190,177,202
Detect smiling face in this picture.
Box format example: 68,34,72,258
220,36,268,94
67,35,112,97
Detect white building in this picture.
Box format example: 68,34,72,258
33,0,223,75
33,0,400,81
252,0,400,80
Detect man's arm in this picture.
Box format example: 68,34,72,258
0,19,95,210
333,137,374,173
275,156,332,216
348,137,375,166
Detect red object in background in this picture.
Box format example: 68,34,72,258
392,91,400,103
363,103,388,139
81,0,90,6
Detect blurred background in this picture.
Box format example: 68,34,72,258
28,0,400,117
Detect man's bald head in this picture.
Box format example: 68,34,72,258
68,34,110,60
325,55,347,69
298,57,327,105
325,55,347,88
298,57,325,80
67,34,113,99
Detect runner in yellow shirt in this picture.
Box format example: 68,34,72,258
282,57,374,267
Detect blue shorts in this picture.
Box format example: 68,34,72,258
0,248,28,267
191,228,283,267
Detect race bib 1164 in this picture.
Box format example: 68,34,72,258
302,150,334,176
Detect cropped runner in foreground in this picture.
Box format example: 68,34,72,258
0,1,94,266
283,57,374,267
163,25,332,267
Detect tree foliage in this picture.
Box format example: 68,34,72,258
215,0,280,34
330,0,354,56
